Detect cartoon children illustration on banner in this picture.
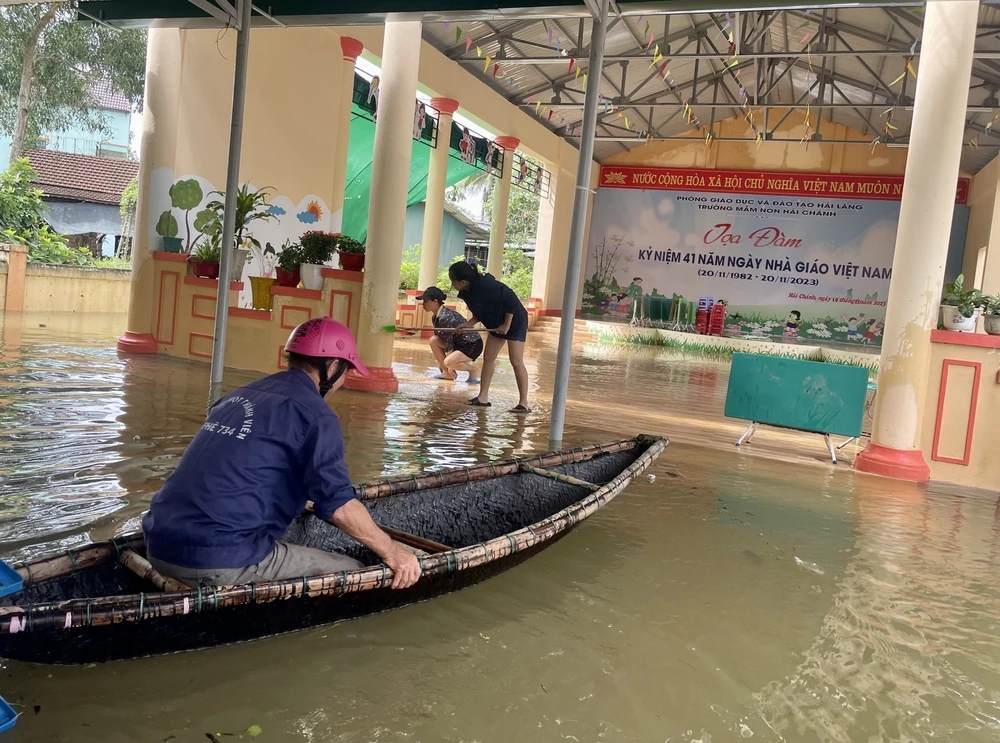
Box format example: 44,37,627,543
784,310,801,338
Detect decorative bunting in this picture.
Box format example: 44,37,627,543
548,28,553,43
906,60,917,79
575,65,581,79
493,63,499,78
443,21,450,31
476,45,482,57
484,56,491,74
568,57,575,74
456,26,462,43
466,36,472,53
648,32,655,48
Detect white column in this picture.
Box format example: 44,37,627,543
330,36,364,234
486,136,520,277
418,97,459,289
346,17,421,393
855,0,980,481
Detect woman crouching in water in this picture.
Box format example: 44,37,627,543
449,261,530,413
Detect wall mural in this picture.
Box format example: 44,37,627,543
147,167,333,307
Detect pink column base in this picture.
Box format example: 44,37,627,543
854,442,931,482
117,331,158,354
343,366,398,393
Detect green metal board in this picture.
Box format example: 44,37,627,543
724,353,868,438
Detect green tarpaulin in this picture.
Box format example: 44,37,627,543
341,107,480,242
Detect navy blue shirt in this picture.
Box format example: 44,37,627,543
143,368,357,569
458,273,527,330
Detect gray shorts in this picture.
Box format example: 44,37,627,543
148,542,364,587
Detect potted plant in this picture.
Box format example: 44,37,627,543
195,182,277,281
940,274,983,333
155,210,181,253
334,234,366,272
188,235,221,279
982,293,1000,336
276,243,303,287
299,231,339,290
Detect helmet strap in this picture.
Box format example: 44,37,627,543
317,359,348,397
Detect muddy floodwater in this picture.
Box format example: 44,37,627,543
2,312,1000,742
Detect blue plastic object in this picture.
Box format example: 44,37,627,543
0,560,23,600
0,694,16,733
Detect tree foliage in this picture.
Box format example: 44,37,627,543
1,4,147,160
0,158,89,264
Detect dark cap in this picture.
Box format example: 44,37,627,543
416,286,447,302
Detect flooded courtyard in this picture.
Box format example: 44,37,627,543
2,312,1000,742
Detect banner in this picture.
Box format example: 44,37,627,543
584,167,970,345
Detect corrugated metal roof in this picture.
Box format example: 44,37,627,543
421,8,1000,173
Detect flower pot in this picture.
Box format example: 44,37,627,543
338,251,365,272
229,248,250,282
276,267,300,288
300,263,326,291
940,305,980,333
984,314,1000,336
249,276,277,311
190,260,220,280
161,236,183,253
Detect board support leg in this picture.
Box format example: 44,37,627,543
825,434,837,464
736,422,757,447
837,436,857,450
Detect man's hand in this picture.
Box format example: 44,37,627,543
383,545,422,588
455,321,472,331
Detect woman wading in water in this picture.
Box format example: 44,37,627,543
449,261,531,413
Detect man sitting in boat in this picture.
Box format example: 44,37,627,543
142,318,421,589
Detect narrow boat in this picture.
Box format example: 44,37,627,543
0,436,666,664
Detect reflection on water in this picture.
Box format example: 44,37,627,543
2,312,1000,742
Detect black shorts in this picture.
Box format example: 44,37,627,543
454,337,484,361
490,310,528,343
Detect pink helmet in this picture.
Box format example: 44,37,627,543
284,318,370,376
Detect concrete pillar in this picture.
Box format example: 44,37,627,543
418,97,459,289
486,136,520,277
118,29,183,354
345,17,421,393
855,0,979,482
2,244,27,313
330,36,363,234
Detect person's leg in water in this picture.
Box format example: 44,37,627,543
472,334,505,404
507,340,530,412
445,349,480,382
428,334,456,380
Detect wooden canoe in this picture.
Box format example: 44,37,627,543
0,435,667,664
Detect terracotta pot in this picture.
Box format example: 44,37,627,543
339,251,365,272
190,260,219,280
940,305,980,333
276,267,300,287
300,263,325,290
249,276,277,311
984,314,1000,336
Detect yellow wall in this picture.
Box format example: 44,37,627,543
920,335,1000,490
0,260,129,315
963,155,1000,294
601,110,910,175
23,265,130,314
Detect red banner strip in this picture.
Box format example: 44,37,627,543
599,165,970,204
